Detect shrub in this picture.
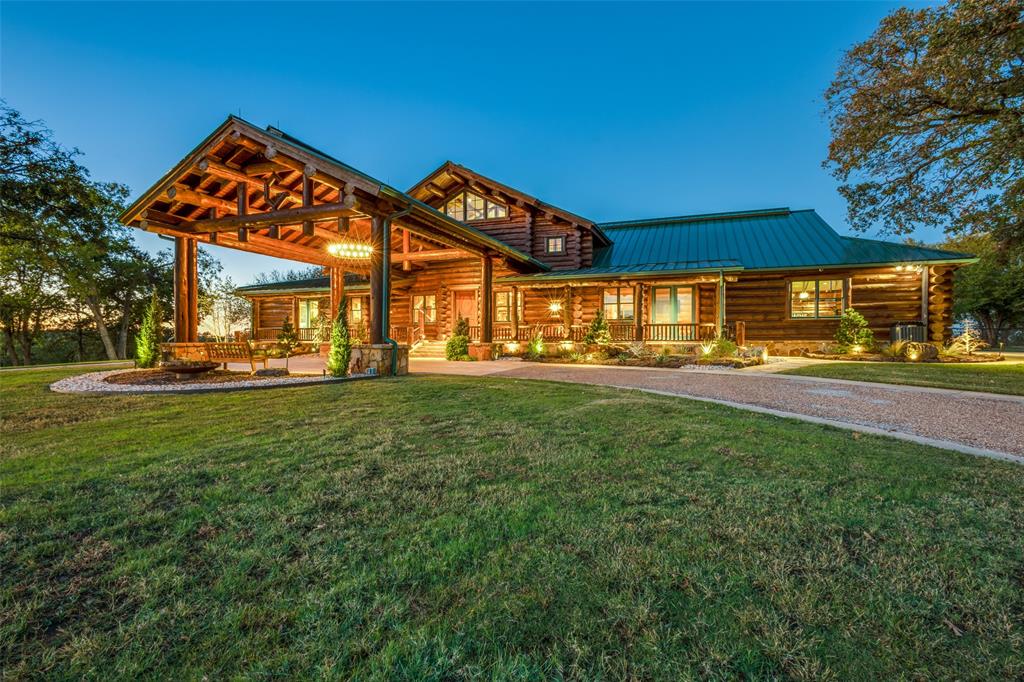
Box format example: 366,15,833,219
835,308,875,351
326,297,352,377
880,340,908,360
277,316,301,369
135,288,163,368
625,341,654,359
946,322,986,355
525,330,545,360
583,308,611,346
700,336,737,359
445,316,470,360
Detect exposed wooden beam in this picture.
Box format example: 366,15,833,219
230,131,378,195
423,183,446,199
138,219,332,266
180,196,361,233
198,158,303,204
390,248,466,264
166,185,235,212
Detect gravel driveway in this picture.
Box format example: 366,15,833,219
418,361,1024,460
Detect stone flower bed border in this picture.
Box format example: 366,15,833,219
521,355,760,369
49,369,366,395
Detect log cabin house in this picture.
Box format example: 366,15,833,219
120,116,975,365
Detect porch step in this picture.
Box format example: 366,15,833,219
409,340,448,358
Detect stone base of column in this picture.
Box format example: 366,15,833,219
349,344,409,376
468,343,497,361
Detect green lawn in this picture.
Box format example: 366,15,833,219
2,369,1023,679
780,361,1024,396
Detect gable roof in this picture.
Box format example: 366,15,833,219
500,208,975,282
408,161,611,246
119,116,549,273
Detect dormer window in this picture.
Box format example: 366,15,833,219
545,235,565,255
444,190,507,222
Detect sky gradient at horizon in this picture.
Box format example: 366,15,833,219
2,1,929,284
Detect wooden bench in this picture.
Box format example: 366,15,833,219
160,342,268,373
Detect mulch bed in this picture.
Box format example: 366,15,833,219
104,369,271,386
803,353,1003,364
524,356,761,369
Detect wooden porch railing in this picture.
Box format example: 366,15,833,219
252,327,322,342
643,323,718,343
426,321,745,345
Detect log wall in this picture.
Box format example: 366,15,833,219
244,263,958,344
725,266,930,342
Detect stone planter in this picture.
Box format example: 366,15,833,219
467,343,497,361
349,344,409,376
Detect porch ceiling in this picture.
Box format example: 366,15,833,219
119,116,549,273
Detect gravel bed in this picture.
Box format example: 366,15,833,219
50,369,353,394
491,364,1024,457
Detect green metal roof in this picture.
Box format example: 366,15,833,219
235,275,368,296
501,208,974,282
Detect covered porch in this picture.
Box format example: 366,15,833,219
119,116,548,371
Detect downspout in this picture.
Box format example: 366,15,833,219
381,204,414,375
717,270,726,338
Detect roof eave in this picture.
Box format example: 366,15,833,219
498,264,745,284
745,257,978,273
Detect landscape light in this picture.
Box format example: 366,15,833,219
327,241,373,259
505,341,520,353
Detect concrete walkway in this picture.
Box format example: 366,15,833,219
410,359,1024,463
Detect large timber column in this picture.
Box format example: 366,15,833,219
329,267,345,318
480,255,494,343
369,215,385,345
174,236,198,342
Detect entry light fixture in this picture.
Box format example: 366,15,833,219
327,241,373,259
548,301,563,313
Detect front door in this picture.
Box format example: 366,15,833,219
411,293,438,340
453,291,477,332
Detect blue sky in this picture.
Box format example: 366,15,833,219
2,1,925,284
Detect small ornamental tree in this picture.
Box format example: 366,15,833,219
445,316,470,360
135,288,163,368
583,307,611,346
277,316,301,369
835,307,875,351
326,297,352,377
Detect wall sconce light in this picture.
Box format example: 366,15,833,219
548,301,563,314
